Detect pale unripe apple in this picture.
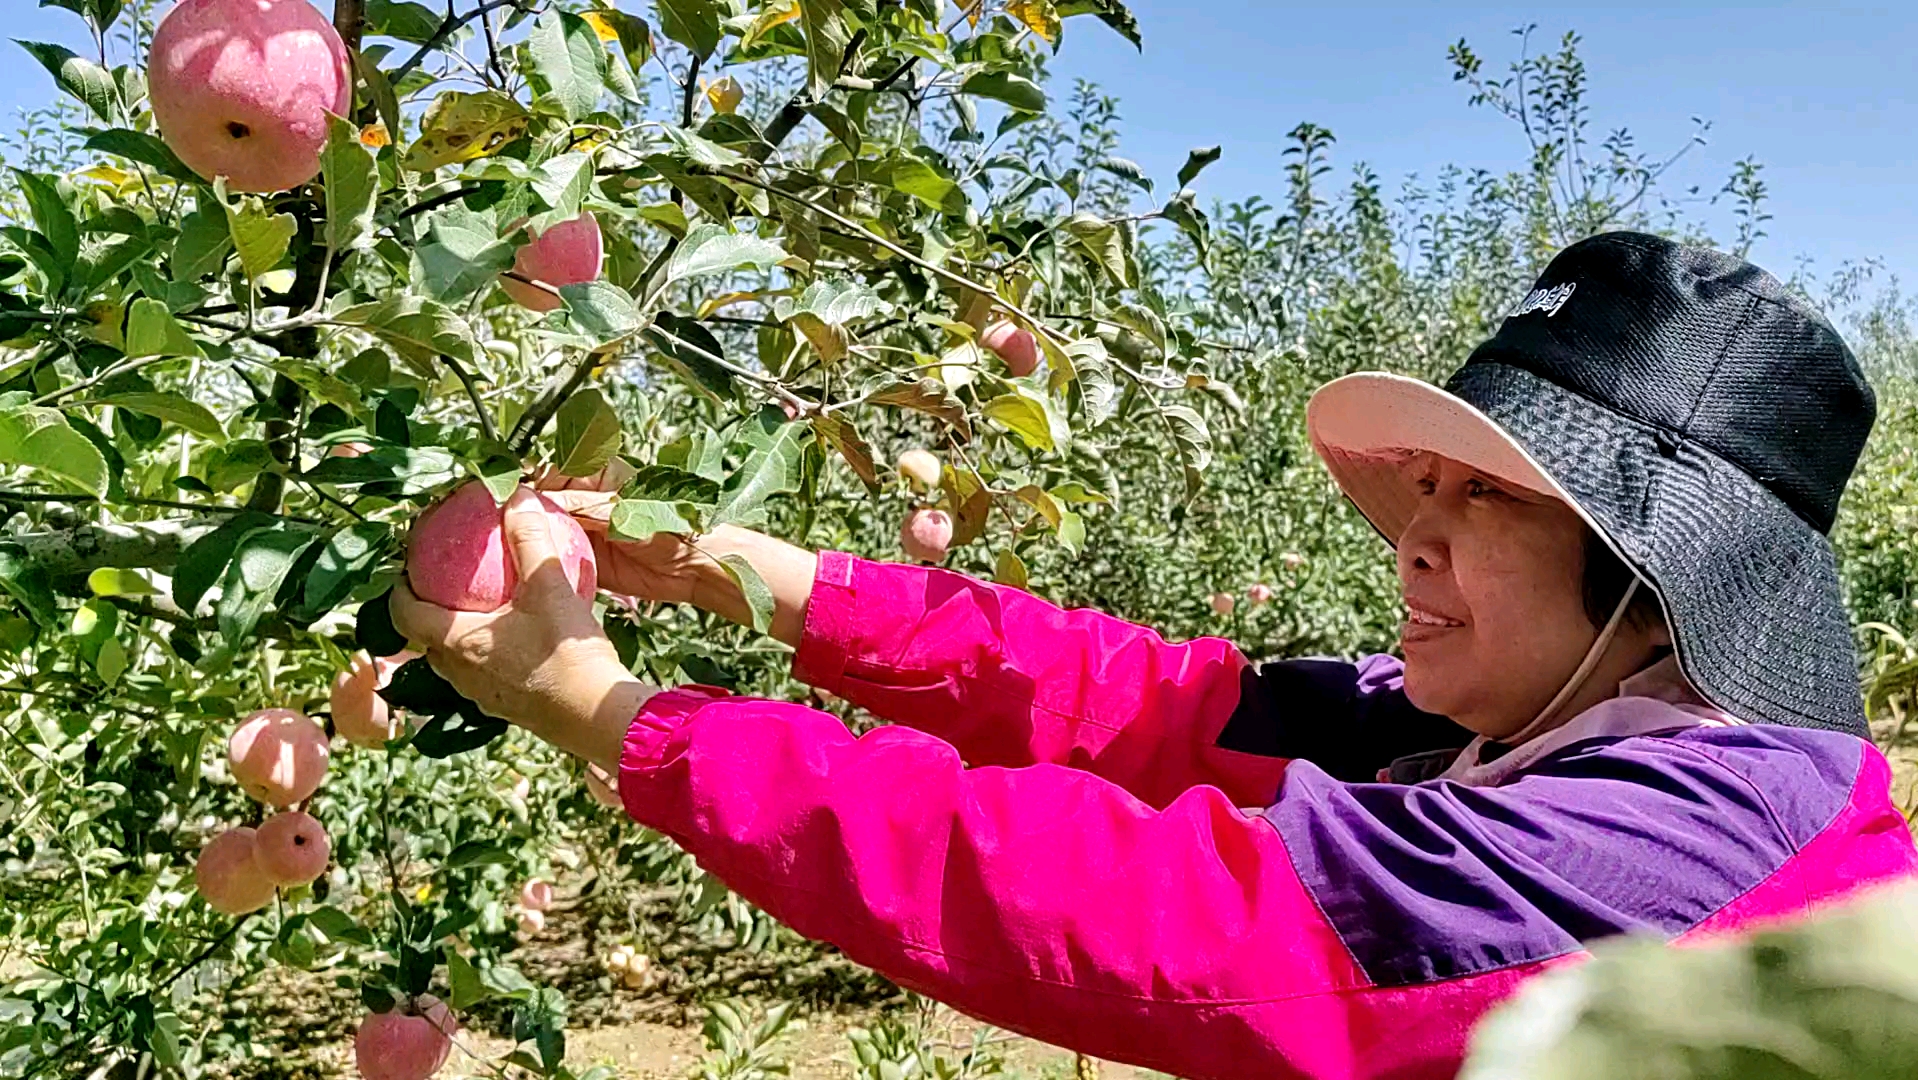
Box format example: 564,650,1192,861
519,879,553,913
406,481,598,613
228,709,329,807
1247,583,1275,605
354,995,456,1080
254,810,330,886
982,320,1040,377
619,951,652,989
517,908,546,936
900,508,954,564
1209,592,1235,616
148,0,351,193
896,449,942,492
195,826,277,915
327,441,373,459
1281,552,1308,570
500,214,604,312
332,653,397,748
585,763,621,809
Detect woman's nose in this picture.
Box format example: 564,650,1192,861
1397,508,1450,575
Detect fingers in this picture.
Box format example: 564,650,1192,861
502,485,563,580
543,489,617,530
389,581,460,652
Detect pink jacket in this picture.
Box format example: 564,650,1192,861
615,552,1917,1079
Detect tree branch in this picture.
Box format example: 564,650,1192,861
2,519,225,579
333,0,366,51
390,0,528,86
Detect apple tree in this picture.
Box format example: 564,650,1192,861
0,0,1239,1074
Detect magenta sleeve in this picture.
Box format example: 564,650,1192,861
613,687,1519,1080
789,551,1287,809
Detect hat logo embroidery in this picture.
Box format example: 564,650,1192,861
1511,281,1576,318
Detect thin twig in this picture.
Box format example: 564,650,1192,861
389,0,526,86
441,356,499,442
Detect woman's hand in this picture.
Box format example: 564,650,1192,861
390,486,652,772
537,467,821,647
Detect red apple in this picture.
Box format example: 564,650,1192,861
500,214,603,312
982,321,1040,377
900,508,954,564
406,482,597,613
148,0,351,193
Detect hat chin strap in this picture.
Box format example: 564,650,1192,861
1503,578,1642,748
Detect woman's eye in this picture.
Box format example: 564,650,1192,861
1466,479,1502,499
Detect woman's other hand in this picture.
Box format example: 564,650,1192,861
390,486,651,772
538,465,821,647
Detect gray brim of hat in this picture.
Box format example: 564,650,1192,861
1307,362,1868,738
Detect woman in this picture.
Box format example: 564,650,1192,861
393,233,1917,1079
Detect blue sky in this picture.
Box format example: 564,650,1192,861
5,1,1915,291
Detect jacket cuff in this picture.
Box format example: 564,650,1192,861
619,685,730,805
790,549,861,693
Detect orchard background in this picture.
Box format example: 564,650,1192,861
3,1,1918,1078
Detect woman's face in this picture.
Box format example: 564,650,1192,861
1394,453,1613,738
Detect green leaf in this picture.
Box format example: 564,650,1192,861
656,0,724,57
86,567,153,597
811,413,878,492
355,590,410,658
471,453,521,505
1066,338,1119,425
13,170,77,286
1095,156,1151,192
333,297,479,376
1162,402,1211,501
960,71,1047,113
445,840,515,869
994,549,1029,589
409,705,509,757
171,202,231,280
883,156,967,214
1462,883,1918,1080
1062,212,1136,288
121,298,203,359
554,388,622,477
666,224,790,285
0,543,59,629
321,113,378,253
16,41,117,124
1057,0,1142,48
445,951,489,1012
90,391,221,438
585,8,654,73
797,0,853,99
645,312,737,398
215,528,312,648
529,152,594,226
717,553,775,634
220,186,296,283
173,512,274,615
523,10,607,123
713,421,806,528
416,207,515,303
608,499,695,542
558,281,643,347
364,0,443,42
301,523,392,617
1159,189,1210,256
83,128,194,181
1176,144,1223,189
983,388,1068,454
0,405,107,496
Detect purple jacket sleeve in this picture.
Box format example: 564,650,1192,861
790,551,1287,809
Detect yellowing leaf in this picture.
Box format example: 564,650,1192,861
1007,0,1061,44
705,75,743,115
401,90,532,173
580,10,622,41
743,0,800,47
359,123,392,148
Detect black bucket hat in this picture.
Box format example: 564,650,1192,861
1305,231,1876,738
